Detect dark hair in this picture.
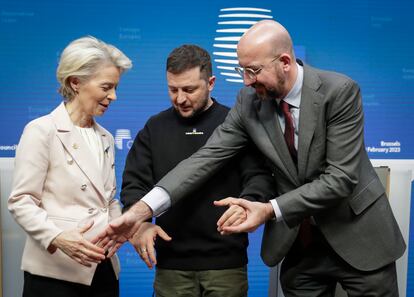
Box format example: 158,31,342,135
166,44,212,80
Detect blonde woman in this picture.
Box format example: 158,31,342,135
8,36,132,297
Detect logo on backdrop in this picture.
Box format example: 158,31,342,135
213,7,274,84
115,129,132,150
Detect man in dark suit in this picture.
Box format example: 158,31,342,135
97,20,405,296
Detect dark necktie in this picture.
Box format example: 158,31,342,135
280,100,297,164
280,100,312,248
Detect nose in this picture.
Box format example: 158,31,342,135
107,89,117,101
176,90,186,104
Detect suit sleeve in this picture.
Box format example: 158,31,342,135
278,79,364,227
8,121,63,250
120,124,155,213
157,93,251,205
238,145,276,203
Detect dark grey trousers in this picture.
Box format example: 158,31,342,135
280,226,399,297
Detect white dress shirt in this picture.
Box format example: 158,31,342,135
270,63,303,221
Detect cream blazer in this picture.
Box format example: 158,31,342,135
8,102,122,285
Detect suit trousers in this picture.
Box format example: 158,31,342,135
280,226,399,297
22,259,119,297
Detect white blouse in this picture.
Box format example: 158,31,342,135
75,126,104,169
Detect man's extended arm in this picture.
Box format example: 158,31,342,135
94,94,250,248
218,78,365,233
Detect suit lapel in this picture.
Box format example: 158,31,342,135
254,98,299,185
51,103,107,200
297,65,323,182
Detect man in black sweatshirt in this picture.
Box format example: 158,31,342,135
121,45,274,297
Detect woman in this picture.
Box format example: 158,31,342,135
8,36,132,297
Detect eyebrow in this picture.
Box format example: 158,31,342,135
245,64,261,70
168,84,199,89
100,82,118,89
100,82,115,86
239,62,259,69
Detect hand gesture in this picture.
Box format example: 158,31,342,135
129,222,171,269
215,198,274,234
51,220,105,267
214,198,247,231
92,201,153,257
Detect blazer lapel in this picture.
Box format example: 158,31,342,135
95,123,116,202
297,65,323,182
51,103,107,200
254,98,299,185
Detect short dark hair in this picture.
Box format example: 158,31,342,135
166,44,212,80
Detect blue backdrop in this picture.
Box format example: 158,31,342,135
1,0,413,296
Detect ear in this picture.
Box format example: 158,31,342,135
208,75,216,92
279,54,292,71
68,76,81,93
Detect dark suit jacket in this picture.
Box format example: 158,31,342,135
157,62,406,272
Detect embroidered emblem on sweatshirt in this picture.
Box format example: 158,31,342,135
185,128,204,135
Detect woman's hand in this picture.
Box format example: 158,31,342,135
129,222,171,269
50,220,106,267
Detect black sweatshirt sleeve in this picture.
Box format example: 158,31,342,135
120,124,155,212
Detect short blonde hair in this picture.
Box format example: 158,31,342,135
56,36,132,100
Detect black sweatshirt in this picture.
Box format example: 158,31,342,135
121,99,275,270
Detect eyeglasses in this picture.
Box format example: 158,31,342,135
235,54,281,81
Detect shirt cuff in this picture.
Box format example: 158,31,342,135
270,199,283,222
141,187,171,217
